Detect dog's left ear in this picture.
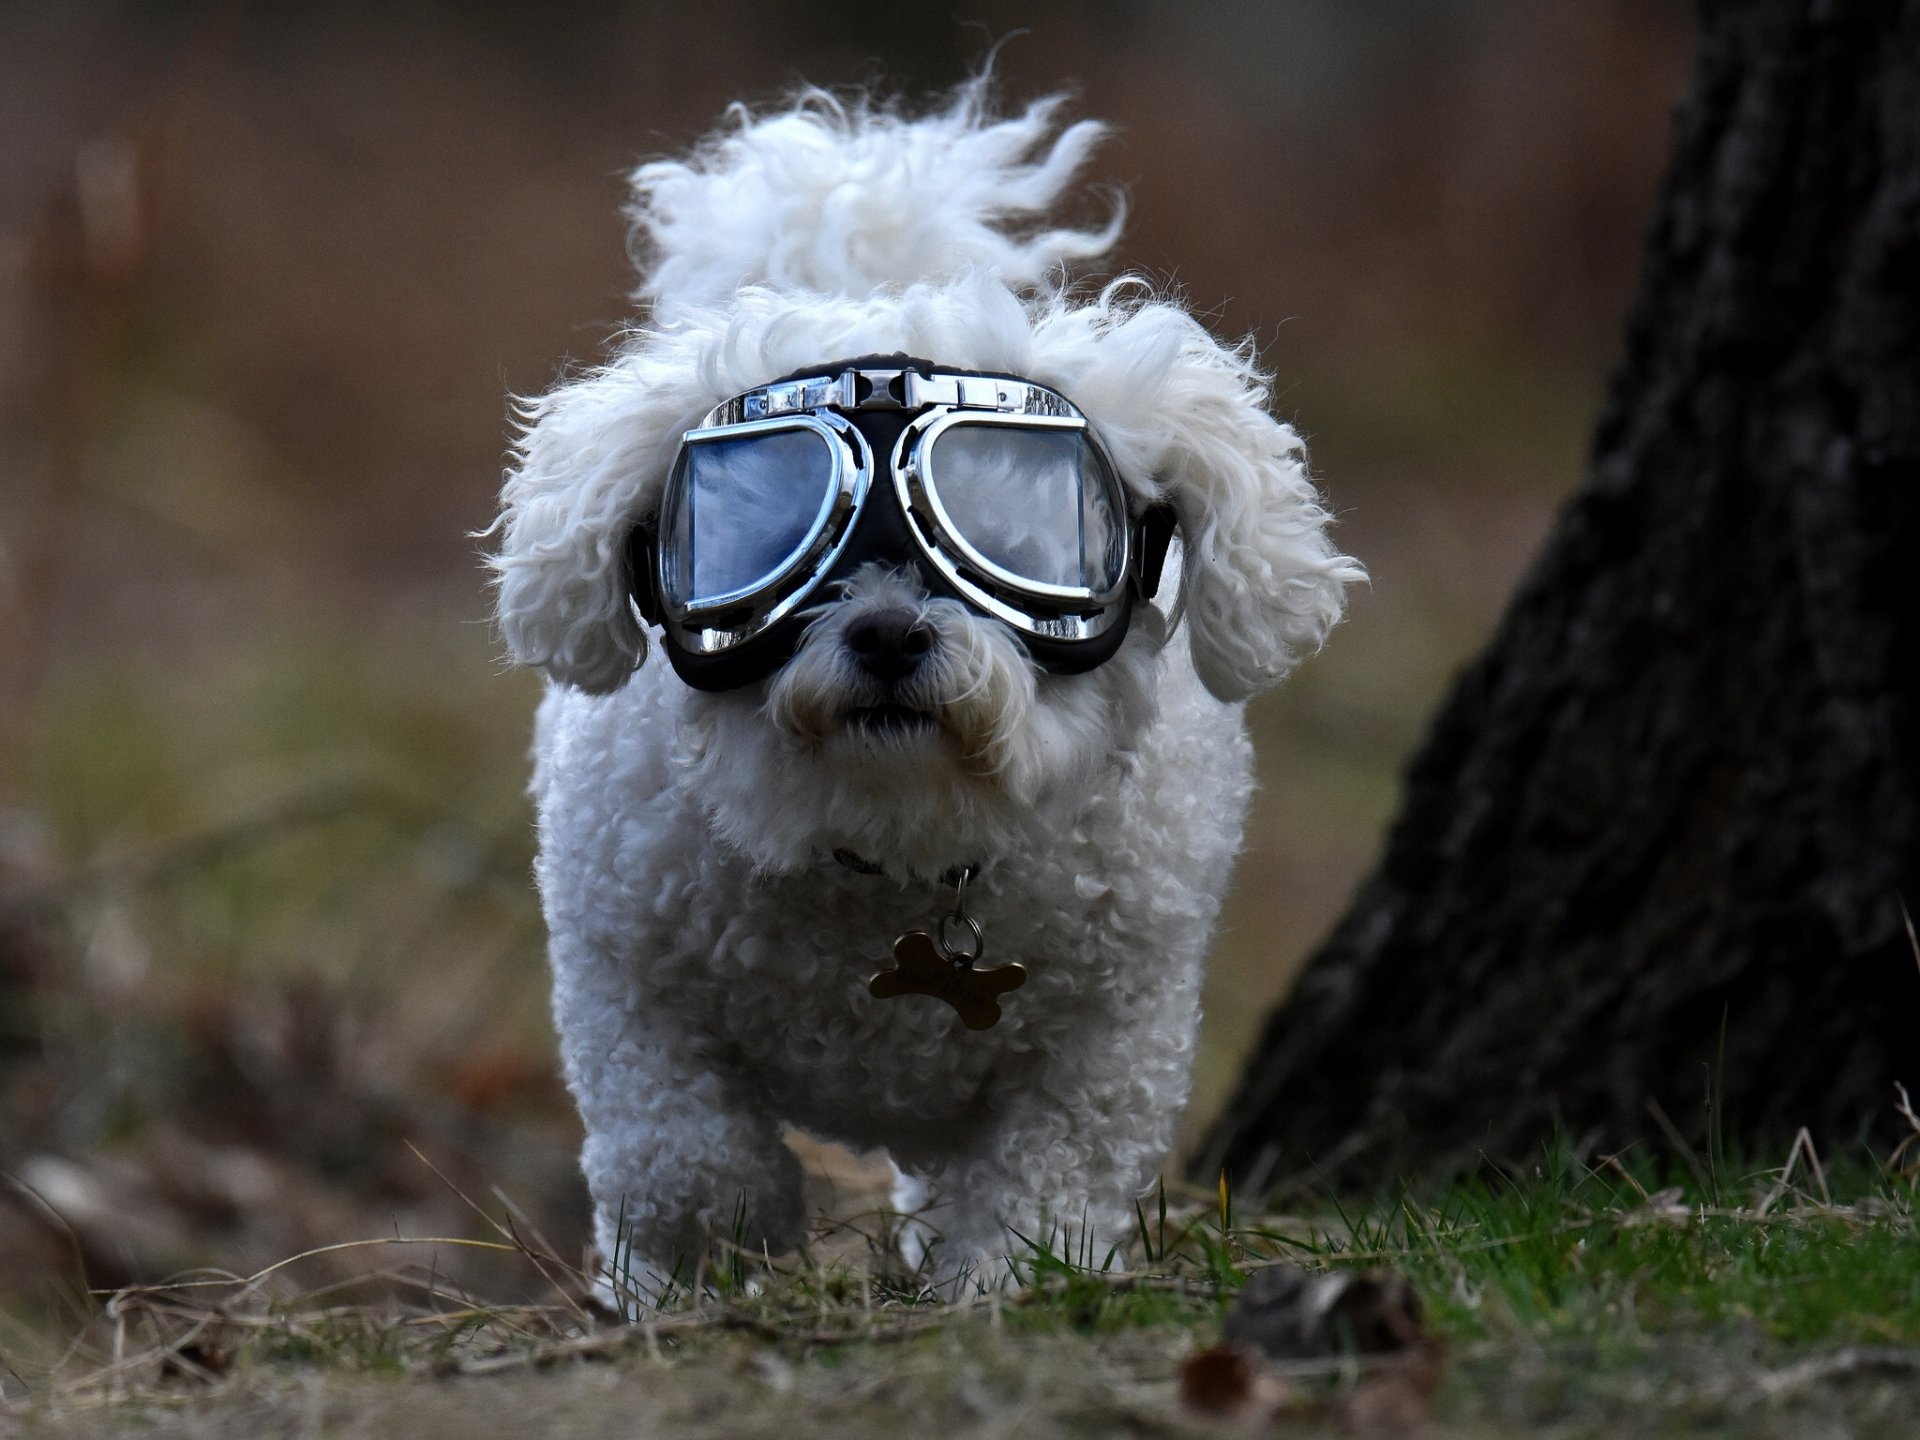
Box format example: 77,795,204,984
1145,339,1365,703
488,358,698,693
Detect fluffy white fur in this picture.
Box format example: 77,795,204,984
628,86,1122,316
492,79,1363,1290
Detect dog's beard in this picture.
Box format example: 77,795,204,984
669,571,1159,877
770,591,1033,785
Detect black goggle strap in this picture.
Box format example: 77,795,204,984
627,525,663,626
1133,501,1179,602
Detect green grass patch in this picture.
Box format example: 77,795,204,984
1258,1148,1920,1351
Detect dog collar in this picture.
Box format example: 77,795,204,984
830,847,976,887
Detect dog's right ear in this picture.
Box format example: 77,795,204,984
488,358,699,693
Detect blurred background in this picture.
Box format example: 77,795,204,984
0,0,1691,1318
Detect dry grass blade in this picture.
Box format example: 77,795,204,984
51,1236,548,1399
92,1236,524,1303
1756,1127,1833,1216
56,1244,595,1405
1753,1346,1920,1401
1891,1083,1920,1183
1599,1150,1656,1205
401,1141,592,1325
1644,1096,1713,1198
1902,899,1919,981
1,1169,92,1294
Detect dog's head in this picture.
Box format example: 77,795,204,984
490,80,1363,875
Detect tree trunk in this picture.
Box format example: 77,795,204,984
1199,0,1920,1194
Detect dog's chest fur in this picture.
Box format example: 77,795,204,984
529,654,1254,1151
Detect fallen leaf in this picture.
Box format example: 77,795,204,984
1179,1343,1255,1414
1178,1343,1296,1419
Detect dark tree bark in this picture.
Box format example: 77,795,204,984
1199,0,1920,1193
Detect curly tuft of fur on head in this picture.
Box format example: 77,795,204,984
490,77,1364,702
630,75,1121,317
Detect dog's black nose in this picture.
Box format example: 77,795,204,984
845,608,933,682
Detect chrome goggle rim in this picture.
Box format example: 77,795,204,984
655,367,1133,657
658,410,870,655
890,409,1130,644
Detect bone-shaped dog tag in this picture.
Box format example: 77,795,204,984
870,928,1027,1031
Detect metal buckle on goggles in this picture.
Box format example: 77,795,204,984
630,359,1175,691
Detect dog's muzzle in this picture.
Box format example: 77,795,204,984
627,355,1178,691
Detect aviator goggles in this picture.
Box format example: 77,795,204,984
629,357,1176,691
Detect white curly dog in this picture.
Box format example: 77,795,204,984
490,80,1361,1292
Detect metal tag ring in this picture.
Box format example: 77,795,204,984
938,912,985,966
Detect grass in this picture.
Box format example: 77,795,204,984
1280,1142,1920,1349
5,1134,1917,1437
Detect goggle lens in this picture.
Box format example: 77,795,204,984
663,427,840,609
922,424,1126,593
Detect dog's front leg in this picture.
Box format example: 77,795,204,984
549,932,804,1295
921,1004,1197,1287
